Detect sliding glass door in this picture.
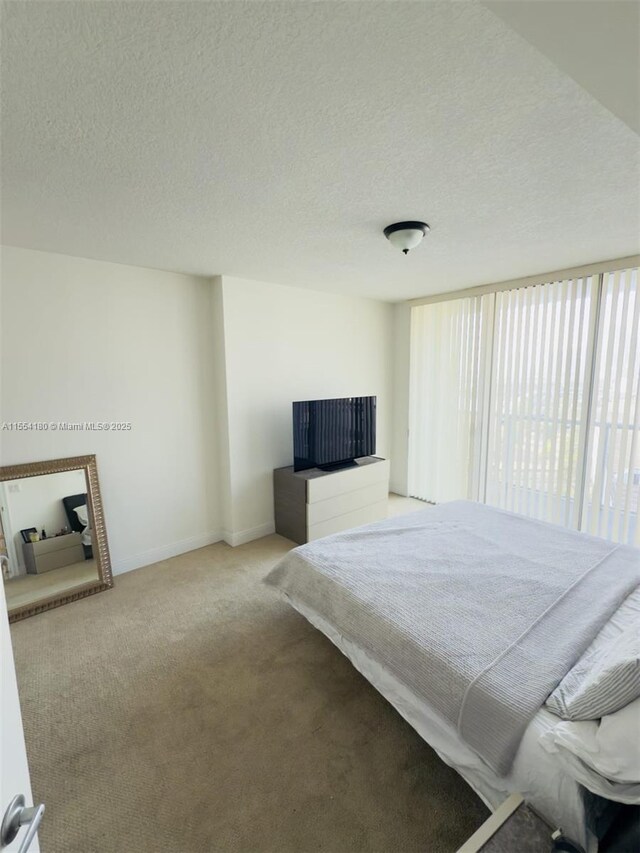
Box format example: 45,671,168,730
408,265,639,546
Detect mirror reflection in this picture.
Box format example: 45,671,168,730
0,469,100,612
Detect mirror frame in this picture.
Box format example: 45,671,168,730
1,454,113,622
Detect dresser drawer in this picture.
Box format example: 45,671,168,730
273,457,390,545
306,459,390,503
30,532,82,554
26,544,85,574
307,481,389,526
307,500,388,541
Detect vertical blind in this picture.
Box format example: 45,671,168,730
582,268,639,545
485,276,597,529
408,295,493,503
408,266,639,546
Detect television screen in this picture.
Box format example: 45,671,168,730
293,396,376,472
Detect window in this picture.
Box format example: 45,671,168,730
408,265,639,546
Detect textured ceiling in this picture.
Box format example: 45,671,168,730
1,1,639,301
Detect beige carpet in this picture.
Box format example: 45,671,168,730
11,528,488,853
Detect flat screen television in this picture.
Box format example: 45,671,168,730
293,396,376,472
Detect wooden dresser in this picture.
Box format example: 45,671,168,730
274,457,390,545
22,532,84,574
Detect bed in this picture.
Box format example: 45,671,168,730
265,501,640,851
62,493,93,558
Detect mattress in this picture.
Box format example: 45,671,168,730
286,592,597,852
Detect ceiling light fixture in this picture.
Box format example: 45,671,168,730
383,221,430,255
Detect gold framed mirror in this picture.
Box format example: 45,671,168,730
0,455,113,622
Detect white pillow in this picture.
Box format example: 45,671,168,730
546,587,640,720
540,698,640,803
74,504,89,528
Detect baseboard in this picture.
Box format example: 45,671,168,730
110,530,223,575
389,487,410,498
222,522,275,547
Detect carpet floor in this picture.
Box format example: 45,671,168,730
11,531,488,853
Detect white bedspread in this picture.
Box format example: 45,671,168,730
266,501,640,774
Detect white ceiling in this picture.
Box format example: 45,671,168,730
486,1,640,135
1,1,638,302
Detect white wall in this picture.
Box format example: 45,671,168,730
0,246,221,573
0,248,397,566
217,276,394,545
211,277,234,537
390,303,411,495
